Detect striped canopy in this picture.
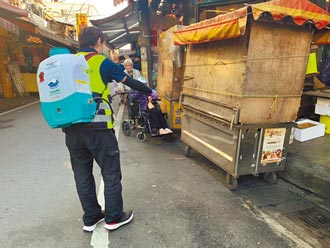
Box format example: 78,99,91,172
174,0,330,45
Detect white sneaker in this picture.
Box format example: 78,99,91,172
83,213,105,232
159,128,168,135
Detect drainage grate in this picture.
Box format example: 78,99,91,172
286,207,330,247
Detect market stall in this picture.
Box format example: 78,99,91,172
173,0,330,189
6,16,78,94
0,17,20,97
0,1,27,97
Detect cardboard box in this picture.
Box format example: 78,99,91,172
293,119,325,142
315,98,330,115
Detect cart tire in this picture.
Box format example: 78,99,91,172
136,132,147,142
122,120,132,136
263,172,277,185
184,145,191,157
226,174,238,190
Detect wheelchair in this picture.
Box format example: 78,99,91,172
121,93,169,142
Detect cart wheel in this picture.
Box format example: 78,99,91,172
226,173,238,190
122,120,132,136
263,172,277,185
136,132,147,142
184,145,192,157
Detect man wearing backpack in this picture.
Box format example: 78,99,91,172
64,26,157,232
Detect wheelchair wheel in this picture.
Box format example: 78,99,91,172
122,120,132,136
136,132,147,142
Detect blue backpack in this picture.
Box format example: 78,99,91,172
36,48,96,128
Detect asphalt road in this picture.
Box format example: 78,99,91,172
0,94,328,248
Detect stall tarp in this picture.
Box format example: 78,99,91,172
314,29,330,45
173,0,330,45
8,17,37,33
251,0,330,29
36,26,79,48
0,0,28,18
174,7,247,45
90,4,139,49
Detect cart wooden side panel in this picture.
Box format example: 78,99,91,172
182,20,313,124
157,25,185,101
183,35,248,106
182,35,248,123
239,22,312,123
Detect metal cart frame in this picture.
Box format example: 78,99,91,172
181,104,293,190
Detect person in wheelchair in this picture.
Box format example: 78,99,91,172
116,58,142,104
146,96,172,135
129,83,173,136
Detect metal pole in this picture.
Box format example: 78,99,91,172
138,0,154,88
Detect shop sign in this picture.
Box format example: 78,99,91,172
26,34,42,45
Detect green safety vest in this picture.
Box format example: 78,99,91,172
78,52,114,129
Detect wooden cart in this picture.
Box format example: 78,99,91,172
173,0,330,189
157,25,185,129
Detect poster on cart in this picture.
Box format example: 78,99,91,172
261,128,286,165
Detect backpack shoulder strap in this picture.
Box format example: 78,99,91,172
84,52,98,61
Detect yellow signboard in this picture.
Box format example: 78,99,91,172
76,13,88,35
158,93,183,130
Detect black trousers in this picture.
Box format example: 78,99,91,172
148,108,168,130
64,127,123,225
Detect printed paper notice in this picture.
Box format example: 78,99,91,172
261,128,286,164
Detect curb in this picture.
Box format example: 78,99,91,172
0,101,39,116
278,151,330,200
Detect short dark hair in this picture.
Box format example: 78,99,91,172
78,26,105,48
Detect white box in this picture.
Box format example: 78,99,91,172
293,119,325,142
315,98,330,115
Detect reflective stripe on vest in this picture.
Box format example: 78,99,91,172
77,52,114,129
